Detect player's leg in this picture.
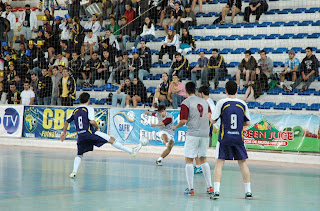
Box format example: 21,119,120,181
238,159,252,199
184,136,198,195
194,156,203,174
198,137,213,194
211,159,225,199
70,154,83,178
156,134,174,166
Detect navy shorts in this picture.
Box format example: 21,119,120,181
77,131,110,155
215,141,248,160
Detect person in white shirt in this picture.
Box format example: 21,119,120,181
59,14,73,41
158,26,180,62
53,53,69,68
105,29,120,50
84,14,101,36
2,5,15,48
134,17,155,48
19,4,37,43
81,29,98,58
20,81,35,105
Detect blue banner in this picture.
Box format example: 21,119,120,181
22,106,108,140
109,108,188,146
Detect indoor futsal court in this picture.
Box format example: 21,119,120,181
0,146,319,211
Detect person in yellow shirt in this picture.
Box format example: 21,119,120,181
59,68,76,106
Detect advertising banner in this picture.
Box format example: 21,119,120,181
212,114,320,152
109,108,187,146
22,106,108,140
0,105,24,138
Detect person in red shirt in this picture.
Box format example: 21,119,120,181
124,2,135,31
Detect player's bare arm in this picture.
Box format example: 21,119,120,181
244,121,251,126
205,113,216,124
60,121,69,142
172,119,187,130
151,122,164,127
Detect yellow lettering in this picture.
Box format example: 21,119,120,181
54,109,65,130
66,109,73,130
43,109,53,129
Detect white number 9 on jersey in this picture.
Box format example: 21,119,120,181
231,114,237,129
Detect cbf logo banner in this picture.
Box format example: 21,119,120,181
22,106,108,140
109,108,187,146
0,105,24,138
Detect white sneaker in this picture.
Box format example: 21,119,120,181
131,143,142,157
69,172,76,179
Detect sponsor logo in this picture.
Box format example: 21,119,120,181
24,107,39,133
3,108,20,134
95,108,108,132
113,111,135,141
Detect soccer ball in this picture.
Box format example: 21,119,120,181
98,120,105,130
31,118,37,127
140,136,149,146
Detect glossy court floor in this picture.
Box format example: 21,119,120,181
0,146,319,211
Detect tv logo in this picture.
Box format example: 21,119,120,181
3,108,20,134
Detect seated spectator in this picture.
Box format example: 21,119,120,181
81,29,99,58
236,50,257,88
83,52,101,87
153,73,171,107
33,41,47,72
135,0,149,35
59,68,76,106
96,50,111,84
203,48,226,89
134,17,156,48
159,0,175,27
42,15,52,32
128,78,147,108
284,47,319,92
0,83,7,104
180,4,196,29
169,52,189,81
53,53,69,68
118,16,131,50
59,14,73,42
7,83,20,104
280,50,300,89
100,39,118,66
106,15,120,36
243,0,268,24
35,29,45,45
138,39,152,76
51,66,62,106
43,1,55,16
44,31,55,63
2,41,16,56
159,26,180,63
163,1,182,34
7,61,18,83
14,75,23,92
112,77,133,108
43,7,54,21
114,0,126,20
20,81,35,105
252,50,273,81
16,43,27,61
191,0,207,13
178,28,196,55
191,48,208,85
27,40,36,60
168,74,186,109
105,28,120,50
84,13,101,36
221,0,242,24
69,52,84,81
108,53,123,84
129,48,149,82
243,71,269,102
38,68,52,105
124,2,135,31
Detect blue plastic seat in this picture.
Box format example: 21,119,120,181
232,48,246,54
83,87,93,91
274,103,291,110
226,35,241,40
96,99,106,105
267,88,282,95
265,34,280,39
291,8,307,14
298,21,313,26
312,20,320,26
305,8,320,13
193,36,203,41
249,48,260,54
278,9,293,14
74,99,80,105
89,98,97,105
265,9,278,15
307,33,320,39
231,23,243,28
244,22,258,28
270,22,285,27
147,87,157,93
262,48,274,53
257,22,272,27
306,103,320,111
272,48,288,54
213,35,228,40
279,33,294,39
93,86,105,91
247,102,260,109
290,47,303,53
227,62,241,67
190,62,198,68
289,103,308,110
284,21,299,27
273,61,284,67
206,25,217,29
151,49,159,55
251,34,266,40
292,33,308,39
258,102,276,109
160,62,172,68
220,48,233,54
218,23,232,29
239,34,254,40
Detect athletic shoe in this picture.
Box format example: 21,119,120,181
131,143,142,157
69,172,76,179
207,187,214,194
194,166,203,174
245,192,253,199
283,85,292,92
184,188,194,195
210,192,220,200
156,160,162,166
153,102,158,108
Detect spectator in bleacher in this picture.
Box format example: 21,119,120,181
135,0,149,35
118,16,131,50
168,74,186,109
20,81,35,105
2,5,15,48
1,41,15,57
17,43,26,61
19,4,37,44
14,75,23,92
71,16,84,55
236,50,257,88
280,50,300,89
59,14,72,41
0,83,7,104
163,1,182,34
60,40,71,61
169,52,189,81
108,53,123,84
42,16,52,32
221,0,242,24
153,72,171,107
69,52,83,81
52,16,62,48
30,73,38,103
129,48,149,82
106,15,120,36
7,61,17,83
105,28,120,50
0,0,8,12
124,2,135,31
100,39,117,67
243,0,268,24
138,38,152,74
115,0,126,20
7,83,20,104
59,68,76,106
84,14,101,37
284,47,319,92
203,48,226,89
191,0,206,14
37,68,52,105
44,31,55,63
159,26,179,63
180,4,197,29
44,8,54,22
178,28,195,55
252,50,273,80
69,0,80,18
159,0,175,27
85,52,101,87
44,0,55,15
112,77,133,108
81,29,99,59
129,78,147,108
134,17,156,48
95,50,111,84
243,70,269,102
53,52,69,68
51,66,62,106
192,48,208,85
27,40,36,59
35,29,45,46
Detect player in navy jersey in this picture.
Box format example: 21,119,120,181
61,92,142,179
207,80,252,200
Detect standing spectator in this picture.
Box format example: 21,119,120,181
1,5,15,48
178,28,196,55
42,16,52,32
284,47,319,92
129,48,149,82
59,14,72,42
134,17,156,48
124,2,135,31
191,0,207,14
15,75,23,92
138,39,152,75
69,0,80,18
44,0,55,15
51,66,62,106
115,0,126,20
105,29,120,50
59,68,76,106
153,73,171,107
7,83,20,104
192,49,208,85
71,16,84,55
280,50,300,89
163,1,182,34
37,69,52,105
236,50,257,88
84,52,101,87
0,16,10,44
106,15,120,36
84,14,101,37
20,81,35,105
135,0,149,35
112,77,133,108
69,52,84,82
45,31,55,63
252,50,273,80
168,74,186,109
128,78,147,108
95,50,110,84
169,52,189,81
221,0,242,24
30,73,39,102
0,83,7,104
19,4,37,44
81,29,98,59
52,16,62,49
180,4,196,29
118,16,131,50
159,26,179,63
243,0,268,23
43,8,54,22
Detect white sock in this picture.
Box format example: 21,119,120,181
196,165,201,168
112,141,133,154
72,156,82,173
155,98,159,103
280,82,284,86
126,105,130,108
157,157,163,161
185,164,194,190
244,183,251,193
214,182,220,192
201,162,212,188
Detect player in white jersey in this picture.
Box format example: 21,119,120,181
144,105,175,166
207,81,252,200
172,82,213,196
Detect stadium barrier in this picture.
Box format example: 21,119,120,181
4,105,317,152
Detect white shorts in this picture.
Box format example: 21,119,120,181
156,131,174,144
85,45,99,52
184,136,209,158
